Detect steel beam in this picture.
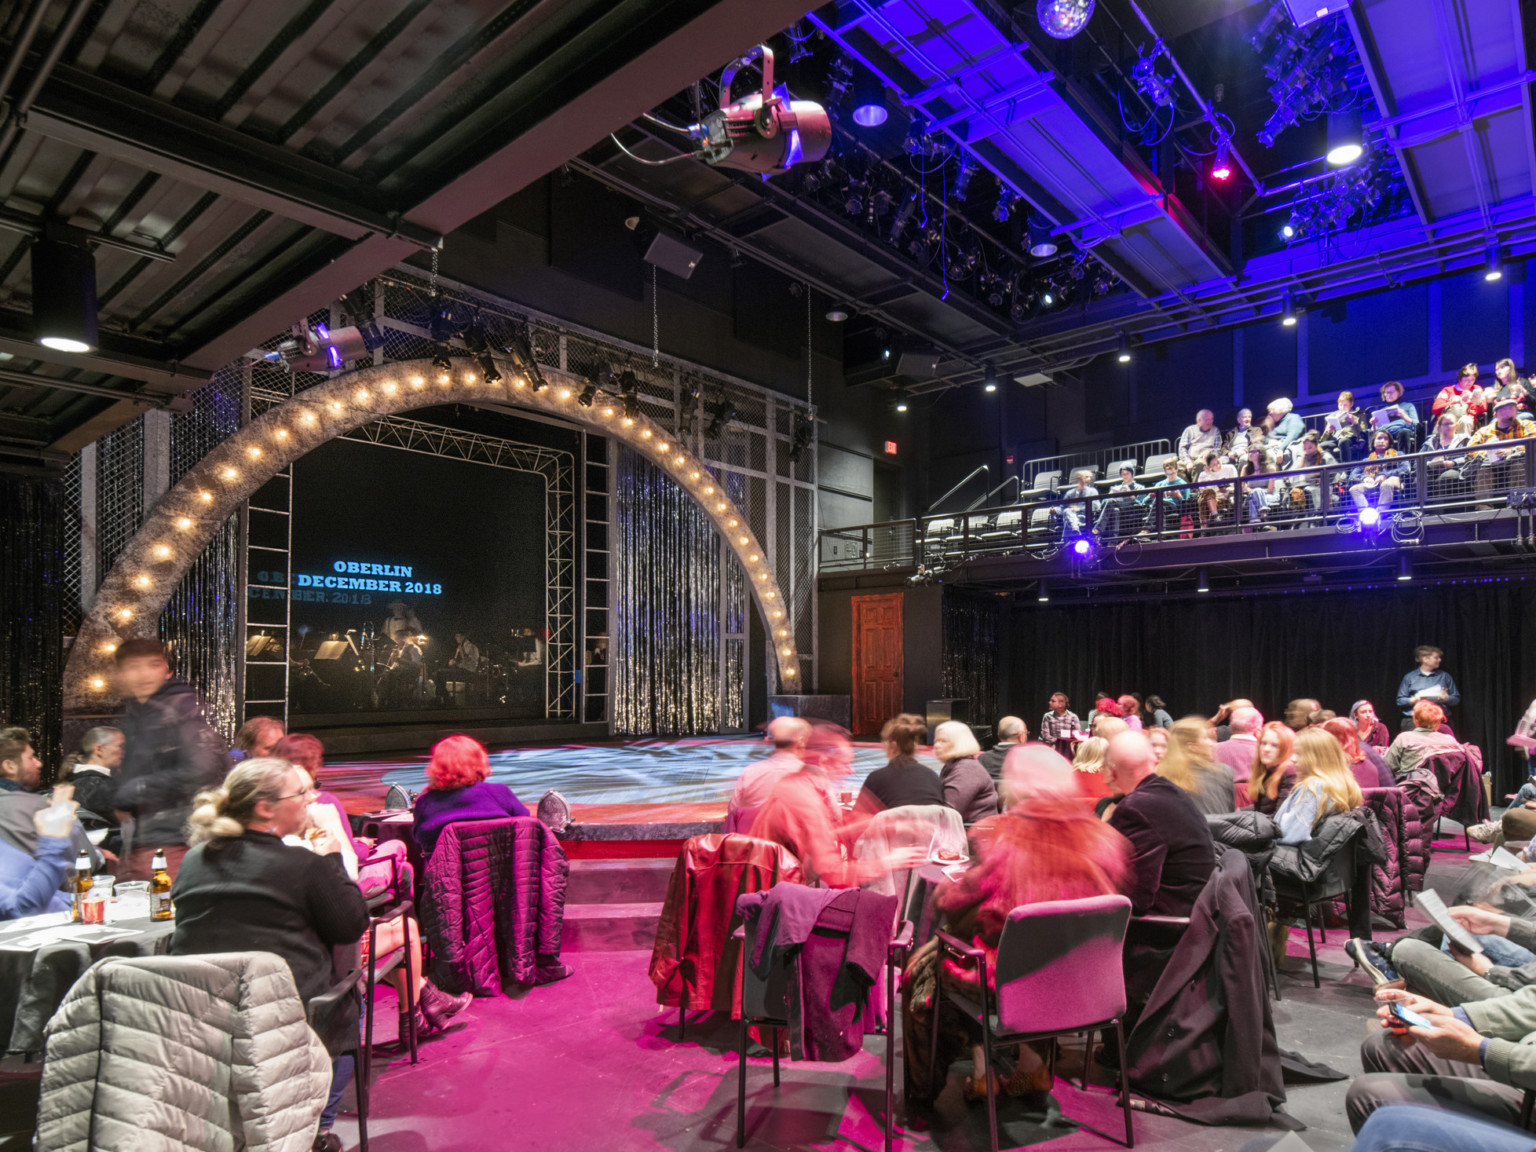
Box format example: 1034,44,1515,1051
0,306,199,392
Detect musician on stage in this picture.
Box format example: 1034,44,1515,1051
382,632,424,707
442,631,482,706
450,632,481,675
382,601,422,645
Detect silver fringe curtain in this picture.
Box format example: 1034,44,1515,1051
942,589,1000,729
613,445,727,735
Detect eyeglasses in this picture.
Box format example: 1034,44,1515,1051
276,787,317,802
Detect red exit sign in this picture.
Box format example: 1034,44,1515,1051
884,439,898,455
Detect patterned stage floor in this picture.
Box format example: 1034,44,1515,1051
324,736,940,821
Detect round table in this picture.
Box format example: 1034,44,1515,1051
0,909,174,1059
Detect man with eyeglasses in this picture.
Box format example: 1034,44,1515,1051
112,638,229,882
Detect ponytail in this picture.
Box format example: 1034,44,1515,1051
185,758,291,846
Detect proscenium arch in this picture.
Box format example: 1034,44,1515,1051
62,357,802,713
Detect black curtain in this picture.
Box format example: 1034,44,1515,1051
1007,582,1536,793
943,589,1000,730
0,471,64,773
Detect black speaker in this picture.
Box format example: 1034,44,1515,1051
639,230,703,279
1279,0,1350,27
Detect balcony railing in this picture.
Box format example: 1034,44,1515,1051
819,437,1536,573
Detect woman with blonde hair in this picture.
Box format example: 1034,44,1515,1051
932,721,998,825
1069,736,1111,802
1274,728,1364,844
1157,716,1235,815
1245,721,1297,816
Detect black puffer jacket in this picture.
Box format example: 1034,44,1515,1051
1359,787,1408,929
113,678,229,848
1208,810,1280,907
1395,766,1442,895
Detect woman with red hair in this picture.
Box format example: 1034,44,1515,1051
1383,701,1462,779
1244,721,1296,816
1320,718,1394,790
411,735,528,855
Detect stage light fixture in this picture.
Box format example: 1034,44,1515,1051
1197,569,1209,593
1116,331,1132,364
705,397,735,439
1326,107,1363,166
686,45,831,176
1484,246,1504,282
1027,217,1058,258
1210,139,1233,183
1280,293,1300,327
787,414,813,463
983,363,998,393
1040,289,1055,308
475,352,502,384
895,400,908,412
1397,554,1413,581
1359,506,1381,527
506,332,545,391
31,224,99,353
851,68,888,128
1037,580,1050,602
825,304,850,322
1037,0,1094,39
577,378,598,407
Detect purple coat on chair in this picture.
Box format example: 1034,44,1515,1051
419,816,571,995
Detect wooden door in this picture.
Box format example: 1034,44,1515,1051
852,592,904,738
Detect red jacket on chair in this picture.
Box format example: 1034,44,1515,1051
648,834,802,1014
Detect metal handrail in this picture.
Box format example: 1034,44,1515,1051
926,464,990,514
964,474,1020,513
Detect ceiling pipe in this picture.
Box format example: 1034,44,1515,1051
0,0,95,164
0,0,54,105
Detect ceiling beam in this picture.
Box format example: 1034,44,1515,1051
174,0,827,378
0,307,200,392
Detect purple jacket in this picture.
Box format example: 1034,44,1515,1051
419,816,570,994
412,781,529,855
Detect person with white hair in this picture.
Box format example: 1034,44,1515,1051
932,721,998,825
727,715,811,832
1213,706,1264,788
1223,408,1257,464
1177,409,1221,477
1265,397,1306,451
978,716,1027,781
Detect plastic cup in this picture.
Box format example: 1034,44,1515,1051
95,875,116,898
81,894,106,924
113,881,150,920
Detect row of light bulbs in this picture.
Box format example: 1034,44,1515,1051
84,359,800,690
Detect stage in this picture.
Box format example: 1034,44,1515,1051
323,735,930,856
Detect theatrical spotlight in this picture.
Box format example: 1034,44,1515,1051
1036,580,1050,602
787,414,813,463
616,370,641,419
706,396,736,439
1027,216,1058,258
1396,554,1413,582
686,45,831,176
507,332,546,391
32,224,98,353
430,347,453,372
475,351,503,384
1485,246,1505,282
1116,331,1132,364
274,320,383,373
851,67,888,128
576,377,598,407
1197,568,1209,593
1358,506,1382,528
1210,138,1233,183
1068,534,1096,563
983,363,999,393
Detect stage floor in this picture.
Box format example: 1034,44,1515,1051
324,736,937,825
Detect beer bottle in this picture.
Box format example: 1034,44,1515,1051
149,850,173,921
71,851,92,922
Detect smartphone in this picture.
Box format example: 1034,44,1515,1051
1388,1001,1433,1030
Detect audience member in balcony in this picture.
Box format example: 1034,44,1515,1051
1432,362,1487,436
1222,408,1257,464
1420,412,1472,491
857,712,944,814
1240,442,1280,528
1351,700,1391,752
1213,706,1263,790
1395,644,1461,727
932,721,998,826
1156,717,1235,816
1322,717,1395,791
978,716,1026,783
1152,457,1192,534
1490,357,1530,412
1263,397,1306,452
1372,381,1419,450
1177,409,1221,477
411,735,528,856
1349,430,1407,514
1274,728,1364,844
1246,721,1298,817
1469,395,1536,508
1058,469,1098,535
1195,451,1237,531
1286,430,1336,517
1039,692,1081,758
1094,465,1148,539
1324,390,1368,461
1385,701,1462,777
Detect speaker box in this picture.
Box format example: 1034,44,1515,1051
640,230,703,279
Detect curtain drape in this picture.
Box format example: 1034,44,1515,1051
1007,581,1536,793
943,590,1000,729
1,473,64,766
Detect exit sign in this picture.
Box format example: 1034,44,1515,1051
884,440,898,455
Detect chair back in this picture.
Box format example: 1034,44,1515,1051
852,804,965,898
994,894,1132,1036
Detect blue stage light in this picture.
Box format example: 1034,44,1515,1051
1071,536,1094,557
1359,506,1381,527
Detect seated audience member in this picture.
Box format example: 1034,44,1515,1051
1469,395,1536,508
1355,897,1536,1006
1222,408,1257,464
857,713,944,814
1263,397,1305,452
1345,981,1536,1139
1240,444,1279,527
1372,380,1419,449
1156,716,1235,816
1350,430,1407,512
1058,469,1098,535
933,721,998,825
1384,701,1461,778
1210,698,1254,743
230,715,285,764
1152,457,1191,533
1147,727,1168,765
412,735,528,856
1069,736,1112,803
0,726,101,867
728,716,810,830
61,725,123,825
1432,363,1487,436
1142,695,1172,730
1284,698,1320,732
1116,695,1143,730
1323,390,1368,461
1195,451,1237,530
1039,692,1081,757
902,745,1131,1104
1352,700,1391,751
1246,721,1298,817
1420,413,1471,489
1489,357,1530,412
977,716,1025,781
0,788,78,919
1274,728,1364,844
1177,409,1221,477
1351,1103,1536,1152
1105,730,1216,917
1322,718,1394,790
1087,695,1119,731
1286,431,1335,514
1094,466,1148,538
1308,707,1338,727
1213,706,1263,787
752,725,922,887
